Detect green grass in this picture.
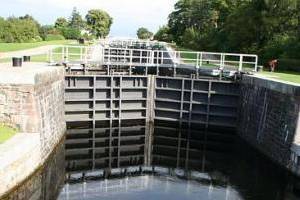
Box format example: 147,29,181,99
0,40,76,52
258,71,300,84
0,125,17,144
0,53,53,63
0,46,85,63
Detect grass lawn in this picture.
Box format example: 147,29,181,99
258,71,300,84
0,125,17,144
0,53,55,63
0,40,76,52
0,45,85,63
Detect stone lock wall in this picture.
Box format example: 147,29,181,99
238,75,300,174
0,65,66,158
0,64,66,199
1,139,65,200
35,73,65,158
0,85,38,132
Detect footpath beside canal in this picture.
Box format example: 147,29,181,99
0,63,66,199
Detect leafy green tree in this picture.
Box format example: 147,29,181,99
182,27,198,49
54,8,86,40
164,0,299,62
69,7,85,29
0,17,6,42
154,26,173,42
137,27,153,39
0,17,41,42
55,17,68,29
39,25,57,40
86,9,113,38
60,27,81,39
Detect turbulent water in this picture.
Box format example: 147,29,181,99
57,124,300,200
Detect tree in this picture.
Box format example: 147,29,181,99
39,25,60,40
69,7,85,29
55,17,68,29
60,27,81,39
163,0,299,62
86,9,113,38
54,9,86,40
0,16,41,42
137,27,153,39
0,17,6,42
19,14,41,29
154,26,173,42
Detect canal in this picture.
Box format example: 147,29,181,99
55,122,300,200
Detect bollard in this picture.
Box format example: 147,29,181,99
23,56,31,62
12,57,22,67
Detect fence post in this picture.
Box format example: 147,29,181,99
84,47,88,64
151,50,154,65
254,55,258,72
199,52,203,67
47,49,49,63
65,46,69,62
196,52,199,68
130,49,133,65
221,53,225,70
61,46,65,61
239,55,243,72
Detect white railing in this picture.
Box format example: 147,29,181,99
102,47,258,72
47,45,93,64
49,45,258,72
99,38,167,49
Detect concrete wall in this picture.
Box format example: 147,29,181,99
0,63,66,199
0,138,65,200
238,75,300,174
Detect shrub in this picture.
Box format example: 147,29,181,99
277,59,300,72
60,27,81,40
45,34,65,41
0,17,40,43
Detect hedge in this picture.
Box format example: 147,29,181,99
277,59,300,72
45,34,65,41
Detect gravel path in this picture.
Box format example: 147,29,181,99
0,45,60,59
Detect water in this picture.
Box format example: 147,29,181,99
57,124,300,200
58,175,245,200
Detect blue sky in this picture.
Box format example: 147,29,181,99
0,0,178,37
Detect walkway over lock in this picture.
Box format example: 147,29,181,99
48,39,258,78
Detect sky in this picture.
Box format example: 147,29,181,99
0,0,178,37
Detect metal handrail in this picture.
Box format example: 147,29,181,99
48,45,258,72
